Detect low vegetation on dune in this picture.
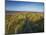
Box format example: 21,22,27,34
5,12,44,34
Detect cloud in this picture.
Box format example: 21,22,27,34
8,0,45,2
8,0,31,1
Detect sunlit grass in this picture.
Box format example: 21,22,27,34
5,12,44,34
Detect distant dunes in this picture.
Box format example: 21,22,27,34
6,11,44,15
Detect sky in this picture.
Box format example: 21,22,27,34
5,0,44,12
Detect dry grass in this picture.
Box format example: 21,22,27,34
5,12,44,34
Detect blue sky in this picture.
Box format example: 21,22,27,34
5,0,44,12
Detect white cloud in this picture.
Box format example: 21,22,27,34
8,0,45,2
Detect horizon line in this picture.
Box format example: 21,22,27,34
6,11,44,13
